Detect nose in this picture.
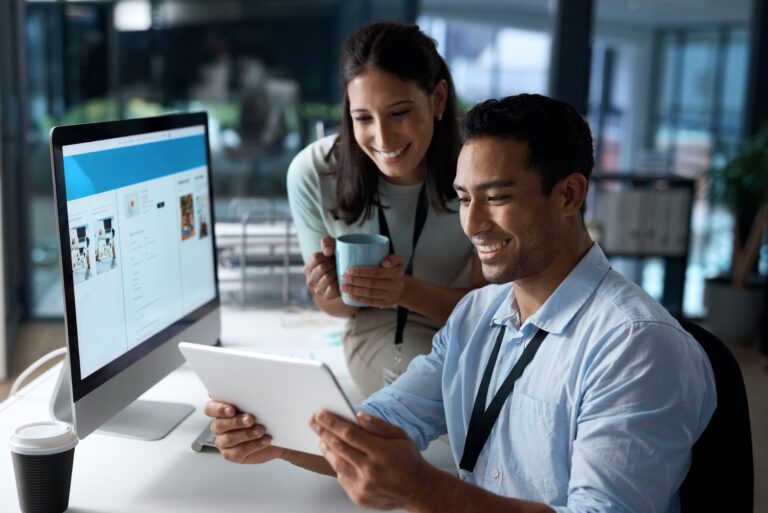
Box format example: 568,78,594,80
372,117,393,149
461,197,492,237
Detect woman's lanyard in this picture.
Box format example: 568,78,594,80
459,325,549,473
377,184,429,355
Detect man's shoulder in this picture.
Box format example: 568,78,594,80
594,268,678,327
448,282,513,324
583,269,707,364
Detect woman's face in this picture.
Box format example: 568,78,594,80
346,68,446,184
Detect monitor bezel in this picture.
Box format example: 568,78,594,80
50,112,220,402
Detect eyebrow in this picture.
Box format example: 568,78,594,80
350,100,415,114
453,180,517,192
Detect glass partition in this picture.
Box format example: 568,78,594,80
24,0,346,315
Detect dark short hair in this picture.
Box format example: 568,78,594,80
330,22,460,224
460,94,594,196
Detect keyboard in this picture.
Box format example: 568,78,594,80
191,421,219,452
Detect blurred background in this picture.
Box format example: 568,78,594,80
1,0,766,354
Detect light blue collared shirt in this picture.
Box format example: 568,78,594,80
361,244,716,513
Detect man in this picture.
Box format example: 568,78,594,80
206,94,716,513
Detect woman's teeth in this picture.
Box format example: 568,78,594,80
377,145,408,158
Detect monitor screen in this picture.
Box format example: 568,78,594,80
60,122,217,390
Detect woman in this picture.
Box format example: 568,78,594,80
287,22,484,396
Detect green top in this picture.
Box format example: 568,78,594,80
286,135,474,289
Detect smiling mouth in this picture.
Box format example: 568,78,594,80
475,239,510,254
374,143,410,159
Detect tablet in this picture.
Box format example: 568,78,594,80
178,342,358,456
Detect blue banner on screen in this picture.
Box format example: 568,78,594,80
64,135,207,201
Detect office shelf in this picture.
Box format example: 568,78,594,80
588,174,695,316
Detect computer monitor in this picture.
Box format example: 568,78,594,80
49,112,221,440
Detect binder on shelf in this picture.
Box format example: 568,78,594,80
592,185,690,257
647,189,671,255
666,189,691,257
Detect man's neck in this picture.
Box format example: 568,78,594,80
515,236,593,325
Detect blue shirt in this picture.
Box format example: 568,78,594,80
361,244,716,513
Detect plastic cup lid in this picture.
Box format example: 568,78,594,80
9,421,78,456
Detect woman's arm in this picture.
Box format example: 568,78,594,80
398,253,486,324
342,253,486,325
311,291,359,318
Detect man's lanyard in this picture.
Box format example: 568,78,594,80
377,184,429,347
459,325,549,473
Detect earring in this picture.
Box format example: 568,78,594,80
436,112,443,122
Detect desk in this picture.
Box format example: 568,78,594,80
0,310,455,512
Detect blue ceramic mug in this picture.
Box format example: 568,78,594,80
335,234,390,306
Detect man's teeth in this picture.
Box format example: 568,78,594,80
378,145,408,158
477,240,509,252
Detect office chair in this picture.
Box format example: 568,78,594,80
677,318,753,513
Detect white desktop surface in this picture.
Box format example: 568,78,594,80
0,309,455,512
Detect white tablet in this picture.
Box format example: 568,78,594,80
178,342,358,456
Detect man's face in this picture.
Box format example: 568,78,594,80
455,137,559,284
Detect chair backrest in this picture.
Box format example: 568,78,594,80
677,318,753,513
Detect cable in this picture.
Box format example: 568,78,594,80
10,347,67,396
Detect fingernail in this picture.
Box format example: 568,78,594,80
225,407,234,416
252,426,264,436
319,440,327,453
240,414,251,425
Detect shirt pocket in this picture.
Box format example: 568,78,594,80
505,390,570,493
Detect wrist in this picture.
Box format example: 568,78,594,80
398,274,418,309
404,463,448,513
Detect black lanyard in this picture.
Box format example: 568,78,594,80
377,184,429,346
459,325,549,473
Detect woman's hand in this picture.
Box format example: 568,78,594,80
204,400,284,464
304,236,340,301
340,254,405,308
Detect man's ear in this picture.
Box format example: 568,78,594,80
556,172,588,217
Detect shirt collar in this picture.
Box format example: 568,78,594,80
491,243,611,336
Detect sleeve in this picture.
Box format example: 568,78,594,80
358,323,451,451
286,142,331,263
554,322,717,513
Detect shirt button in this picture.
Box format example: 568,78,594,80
490,468,500,479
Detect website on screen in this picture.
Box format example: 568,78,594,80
63,126,215,378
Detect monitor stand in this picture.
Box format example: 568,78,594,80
50,360,194,441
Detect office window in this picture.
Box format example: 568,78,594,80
418,15,550,107
650,25,750,316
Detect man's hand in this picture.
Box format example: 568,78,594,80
305,236,340,301
310,410,435,510
204,400,284,464
340,254,406,308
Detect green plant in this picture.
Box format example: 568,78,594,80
710,124,768,288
